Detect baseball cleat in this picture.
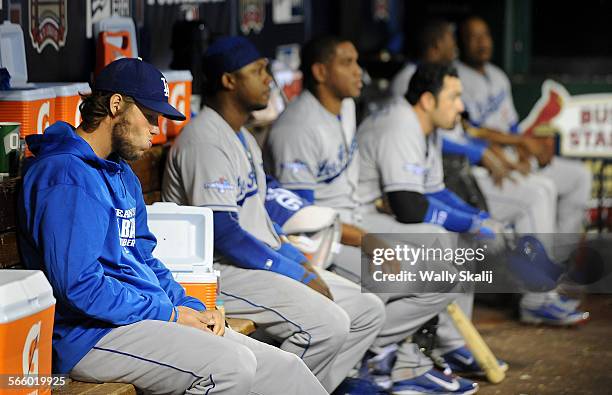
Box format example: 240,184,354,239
550,294,581,313
332,377,389,395
519,303,590,326
441,346,508,377
391,368,478,395
359,346,398,390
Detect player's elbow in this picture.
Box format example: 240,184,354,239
386,191,429,224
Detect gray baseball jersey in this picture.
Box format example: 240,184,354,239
456,60,519,132
162,106,280,249
267,90,360,210
357,97,445,204
389,62,416,97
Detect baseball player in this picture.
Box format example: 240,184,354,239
162,36,386,393
17,58,326,395
361,62,517,387
390,19,559,239
456,16,591,324
267,36,479,395
391,19,588,326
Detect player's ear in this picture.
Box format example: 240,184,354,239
220,72,236,91
108,94,123,117
419,91,436,112
311,62,327,84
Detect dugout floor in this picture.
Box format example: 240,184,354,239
473,294,612,395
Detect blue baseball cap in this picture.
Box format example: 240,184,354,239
94,58,186,121
203,36,264,81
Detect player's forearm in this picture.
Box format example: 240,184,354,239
466,125,523,146
213,211,307,281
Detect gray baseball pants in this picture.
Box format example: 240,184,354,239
216,262,385,392
333,206,471,380
71,321,327,395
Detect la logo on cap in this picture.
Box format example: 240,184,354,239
161,77,170,98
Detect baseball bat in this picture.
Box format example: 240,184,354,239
446,301,506,383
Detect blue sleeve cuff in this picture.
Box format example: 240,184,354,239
277,242,308,264
289,189,315,204
424,196,476,233
213,211,307,282
442,137,486,165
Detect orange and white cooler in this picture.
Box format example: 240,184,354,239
146,202,218,309
36,83,91,127
0,88,56,155
0,270,56,395
160,70,193,138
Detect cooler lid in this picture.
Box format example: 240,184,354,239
161,70,193,83
0,270,56,324
146,202,213,273
0,86,57,101
0,21,27,86
35,82,92,97
94,16,138,58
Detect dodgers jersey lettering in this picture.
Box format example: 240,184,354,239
456,60,519,132
357,97,445,204
162,106,280,249
267,90,360,209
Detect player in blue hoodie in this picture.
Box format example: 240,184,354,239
17,58,326,395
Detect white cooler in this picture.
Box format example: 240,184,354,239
146,202,218,309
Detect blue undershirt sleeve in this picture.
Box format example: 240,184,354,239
213,211,313,283
442,136,486,165
423,195,477,233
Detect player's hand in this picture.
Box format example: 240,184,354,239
512,159,532,175
471,218,508,254
481,148,513,186
341,223,366,247
362,233,401,275
176,306,225,336
533,136,555,167
200,310,226,336
520,136,543,157
301,263,334,300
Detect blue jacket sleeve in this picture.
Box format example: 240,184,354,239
442,136,486,165
32,185,175,324
424,195,477,233
214,211,312,282
132,179,206,311
426,188,483,216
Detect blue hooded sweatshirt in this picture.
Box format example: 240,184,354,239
18,122,205,374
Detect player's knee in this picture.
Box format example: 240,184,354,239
197,344,257,393
278,349,312,376
316,306,351,353
359,293,387,332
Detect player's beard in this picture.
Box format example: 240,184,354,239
112,116,143,161
248,101,268,112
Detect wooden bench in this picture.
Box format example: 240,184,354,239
0,144,254,394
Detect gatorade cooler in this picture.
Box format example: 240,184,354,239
94,16,138,76
0,21,56,154
37,83,91,127
0,270,56,395
160,70,193,138
0,88,56,155
96,31,134,76
146,202,218,309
